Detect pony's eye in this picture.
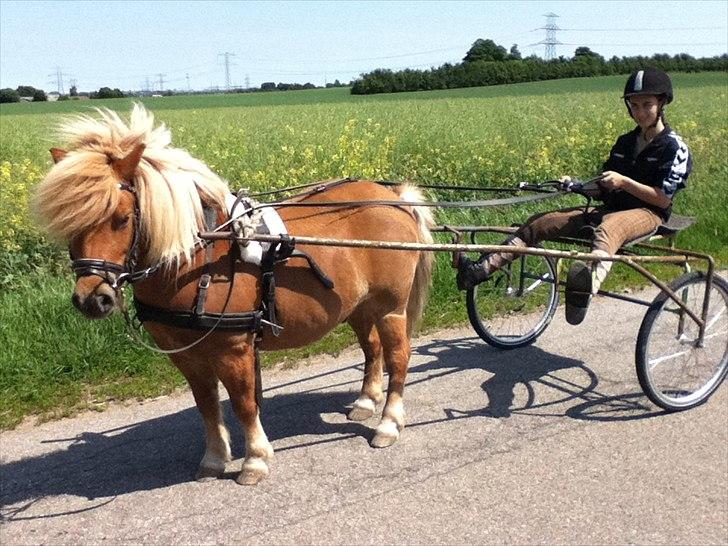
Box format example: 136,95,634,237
114,214,131,230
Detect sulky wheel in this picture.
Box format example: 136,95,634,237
466,252,559,349
636,271,728,411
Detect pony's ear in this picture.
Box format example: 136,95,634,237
113,143,146,182
50,148,67,164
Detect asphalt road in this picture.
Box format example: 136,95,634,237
2,285,727,545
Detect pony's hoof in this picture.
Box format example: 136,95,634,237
236,458,269,485
195,465,224,481
371,420,400,448
348,398,376,421
236,469,267,486
348,406,374,421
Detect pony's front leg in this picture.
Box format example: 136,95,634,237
215,339,274,485
372,313,410,448
171,355,231,481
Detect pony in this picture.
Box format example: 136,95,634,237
33,105,434,485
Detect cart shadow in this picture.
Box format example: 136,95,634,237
406,335,664,427
1,335,661,519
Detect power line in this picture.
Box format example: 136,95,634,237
238,45,470,64
536,42,726,47
560,26,726,31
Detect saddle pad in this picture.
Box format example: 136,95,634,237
226,194,287,265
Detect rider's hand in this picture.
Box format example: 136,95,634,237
599,171,627,191
558,175,573,191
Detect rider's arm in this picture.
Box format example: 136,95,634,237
599,172,672,209
599,136,692,210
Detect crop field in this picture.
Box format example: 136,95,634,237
1,72,726,428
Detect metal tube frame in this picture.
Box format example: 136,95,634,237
199,226,717,344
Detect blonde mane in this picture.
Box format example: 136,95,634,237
33,104,230,266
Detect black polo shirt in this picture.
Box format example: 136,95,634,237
601,124,692,220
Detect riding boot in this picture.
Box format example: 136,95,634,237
456,237,526,291
565,250,612,325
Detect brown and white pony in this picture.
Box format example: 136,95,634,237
33,105,434,485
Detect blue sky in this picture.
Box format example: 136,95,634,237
1,0,726,93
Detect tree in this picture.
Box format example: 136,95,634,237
260,82,276,91
574,46,603,61
90,87,125,99
69,85,78,97
0,88,20,103
32,89,47,102
509,44,522,60
463,39,508,63
16,85,37,97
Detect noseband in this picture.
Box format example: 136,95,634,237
70,183,158,290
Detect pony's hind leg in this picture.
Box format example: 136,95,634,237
347,314,385,421
172,357,232,481
372,312,410,448
214,340,274,485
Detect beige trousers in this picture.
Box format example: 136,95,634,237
514,206,663,254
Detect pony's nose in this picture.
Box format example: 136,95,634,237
93,293,115,315
72,291,115,317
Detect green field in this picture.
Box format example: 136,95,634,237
1,73,726,428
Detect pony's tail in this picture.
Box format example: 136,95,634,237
392,183,435,336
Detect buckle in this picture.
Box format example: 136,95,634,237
198,274,211,290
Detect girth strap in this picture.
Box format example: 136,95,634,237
134,298,264,331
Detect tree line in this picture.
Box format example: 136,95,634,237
351,39,728,95
0,84,128,103
0,85,48,103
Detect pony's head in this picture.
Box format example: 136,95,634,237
33,105,230,319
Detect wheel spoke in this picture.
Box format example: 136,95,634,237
649,349,691,368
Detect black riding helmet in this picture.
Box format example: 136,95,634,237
623,68,673,122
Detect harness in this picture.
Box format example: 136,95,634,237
71,182,334,350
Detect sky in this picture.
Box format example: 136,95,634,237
1,0,726,93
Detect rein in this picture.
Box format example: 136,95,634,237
249,191,560,212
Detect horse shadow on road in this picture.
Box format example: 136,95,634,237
1,335,662,520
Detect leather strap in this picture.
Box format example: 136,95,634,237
134,298,264,331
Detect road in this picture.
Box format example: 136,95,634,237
2,285,727,545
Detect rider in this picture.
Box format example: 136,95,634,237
457,68,692,325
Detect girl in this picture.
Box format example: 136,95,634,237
457,68,692,325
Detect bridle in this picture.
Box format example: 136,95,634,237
68,181,243,355
70,182,160,291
